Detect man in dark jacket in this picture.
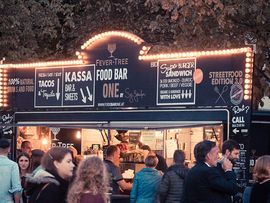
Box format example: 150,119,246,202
183,140,239,203
215,139,241,203
159,150,189,203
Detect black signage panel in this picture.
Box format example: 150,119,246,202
63,65,95,107
34,65,95,108
7,68,35,109
157,58,196,105
51,128,81,154
0,111,16,160
35,68,62,107
195,55,245,107
85,38,156,108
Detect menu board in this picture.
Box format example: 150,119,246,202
0,111,15,160
157,58,196,105
35,65,95,107
0,111,14,138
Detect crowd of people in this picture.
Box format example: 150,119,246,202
0,138,269,203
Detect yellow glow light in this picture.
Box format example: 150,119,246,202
42,138,48,145
76,131,81,139
0,60,84,69
245,84,251,89
245,69,251,73
81,31,144,50
244,95,250,100
244,90,250,94
245,63,252,68
246,58,253,63
139,47,252,60
245,74,251,79
245,79,251,84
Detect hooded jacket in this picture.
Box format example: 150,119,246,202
159,164,189,203
26,169,69,203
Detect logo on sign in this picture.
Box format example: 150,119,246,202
230,84,243,105
107,43,116,58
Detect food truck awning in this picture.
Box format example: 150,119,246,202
13,108,229,134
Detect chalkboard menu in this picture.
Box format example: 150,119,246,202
0,111,15,160
0,111,14,138
157,58,196,105
35,65,95,107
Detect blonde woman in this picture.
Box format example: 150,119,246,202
67,156,109,203
250,155,270,203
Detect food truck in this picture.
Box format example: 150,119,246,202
0,31,254,187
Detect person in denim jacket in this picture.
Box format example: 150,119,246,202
0,138,22,203
130,155,162,203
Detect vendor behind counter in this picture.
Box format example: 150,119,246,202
104,145,132,194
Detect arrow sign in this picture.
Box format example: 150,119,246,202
86,86,93,101
233,128,239,134
80,88,87,103
56,78,60,100
3,130,12,135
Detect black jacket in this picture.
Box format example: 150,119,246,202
156,154,168,173
215,163,242,203
159,164,189,203
183,162,238,203
26,169,70,203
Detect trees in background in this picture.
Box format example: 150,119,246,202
0,0,269,106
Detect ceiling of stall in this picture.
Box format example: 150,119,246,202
15,120,222,130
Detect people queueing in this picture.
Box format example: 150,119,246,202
215,139,241,203
141,145,168,173
183,140,239,203
104,145,132,194
17,153,32,203
130,155,162,203
20,141,32,157
26,147,74,203
67,156,109,203
158,150,189,203
249,155,270,203
0,138,22,203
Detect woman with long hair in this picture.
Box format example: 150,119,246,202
250,155,270,203
17,152,31,203
67,156,109,203
27,147,74,203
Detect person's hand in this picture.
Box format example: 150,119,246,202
222,157,233,172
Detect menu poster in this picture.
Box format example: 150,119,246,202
141,130,156,150
0,112,14,139
129,132,141,144
35,68,63,107
35,65,95,108
157,58,196,105
0,111,15,160
165,139,178,158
